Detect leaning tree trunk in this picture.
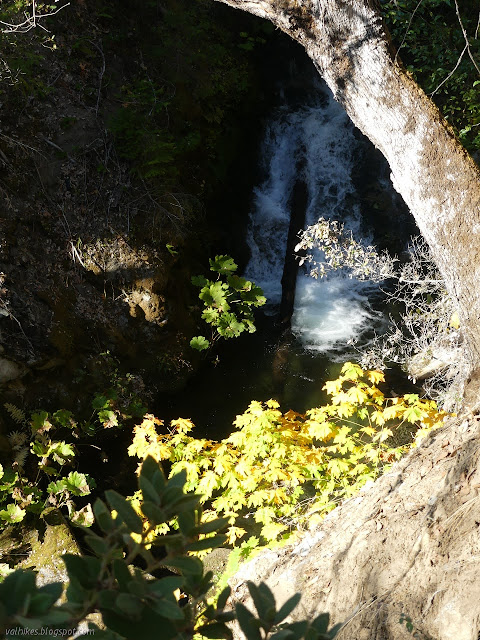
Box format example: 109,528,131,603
214,0,480,371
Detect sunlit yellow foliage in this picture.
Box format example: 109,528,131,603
128,363,450,545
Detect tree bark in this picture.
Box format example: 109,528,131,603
214,0,480,371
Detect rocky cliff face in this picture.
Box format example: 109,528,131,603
229,404,480,640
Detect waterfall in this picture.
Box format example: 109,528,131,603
244,80,380,353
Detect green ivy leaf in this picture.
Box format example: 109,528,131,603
92,395,110,410
0,503,26,523
65,471,91,496
191,274,208,287
190,336,210,351
53,410,76,429
98,410,119,428
209,255,237,274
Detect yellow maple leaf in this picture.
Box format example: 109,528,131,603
323,378,344,396
370,410,386,426
340,362,364,380
335,402,355,418
170,418,194,434
226,526,247,545
365,370,385,385
261,521,286,541
382,404,403,421
265,399,280,409
346,385,368,404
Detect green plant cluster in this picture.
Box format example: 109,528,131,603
128,364,448,546
382,0,480,151
0,457,342,640
0,360,148,528
190,255,266,351
0,406,95,527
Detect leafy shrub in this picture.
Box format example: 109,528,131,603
0,407,95,527
0,366,147,528
128,363,449,545
190,255,266,351
381,0,480,152
0,457,342,640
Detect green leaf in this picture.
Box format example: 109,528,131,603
93,499,116,533
31,411,50,433
195,622,233,639
184,534,227,552
47,479,67,494
115,593,143,618
194,517,229,535
226,275,249,291
50,441,76,461
85,534,110,556
209,255,237,274
92,395,110,410
150,598,185,620
139,475,161,505
191,275,208,287
147,576,184,598
65,471,91,496
63,555,102,590
53,409,76,429
106,490,144,534
0,570,36,615
29,586,62,616
235,602,262,640
190,336,210,351
0,503,26,523
202,307,220,324
177,510,196,536
141,501,167,525
274,593,301,624
166,556,203,576
98,410,119,427
217,313,245,338
202,281,230,310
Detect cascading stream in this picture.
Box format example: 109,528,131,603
244,80,380,353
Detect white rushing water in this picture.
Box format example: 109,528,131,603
244,82,379,352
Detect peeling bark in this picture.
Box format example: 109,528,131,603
214,0,480,371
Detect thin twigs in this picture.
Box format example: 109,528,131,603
394,0,425,65
0,1,70,33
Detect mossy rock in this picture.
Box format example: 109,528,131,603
20,521,80,587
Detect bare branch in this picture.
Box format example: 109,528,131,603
453,0,480,76
0,1,69,34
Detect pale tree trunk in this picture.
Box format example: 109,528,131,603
214,0,480,371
